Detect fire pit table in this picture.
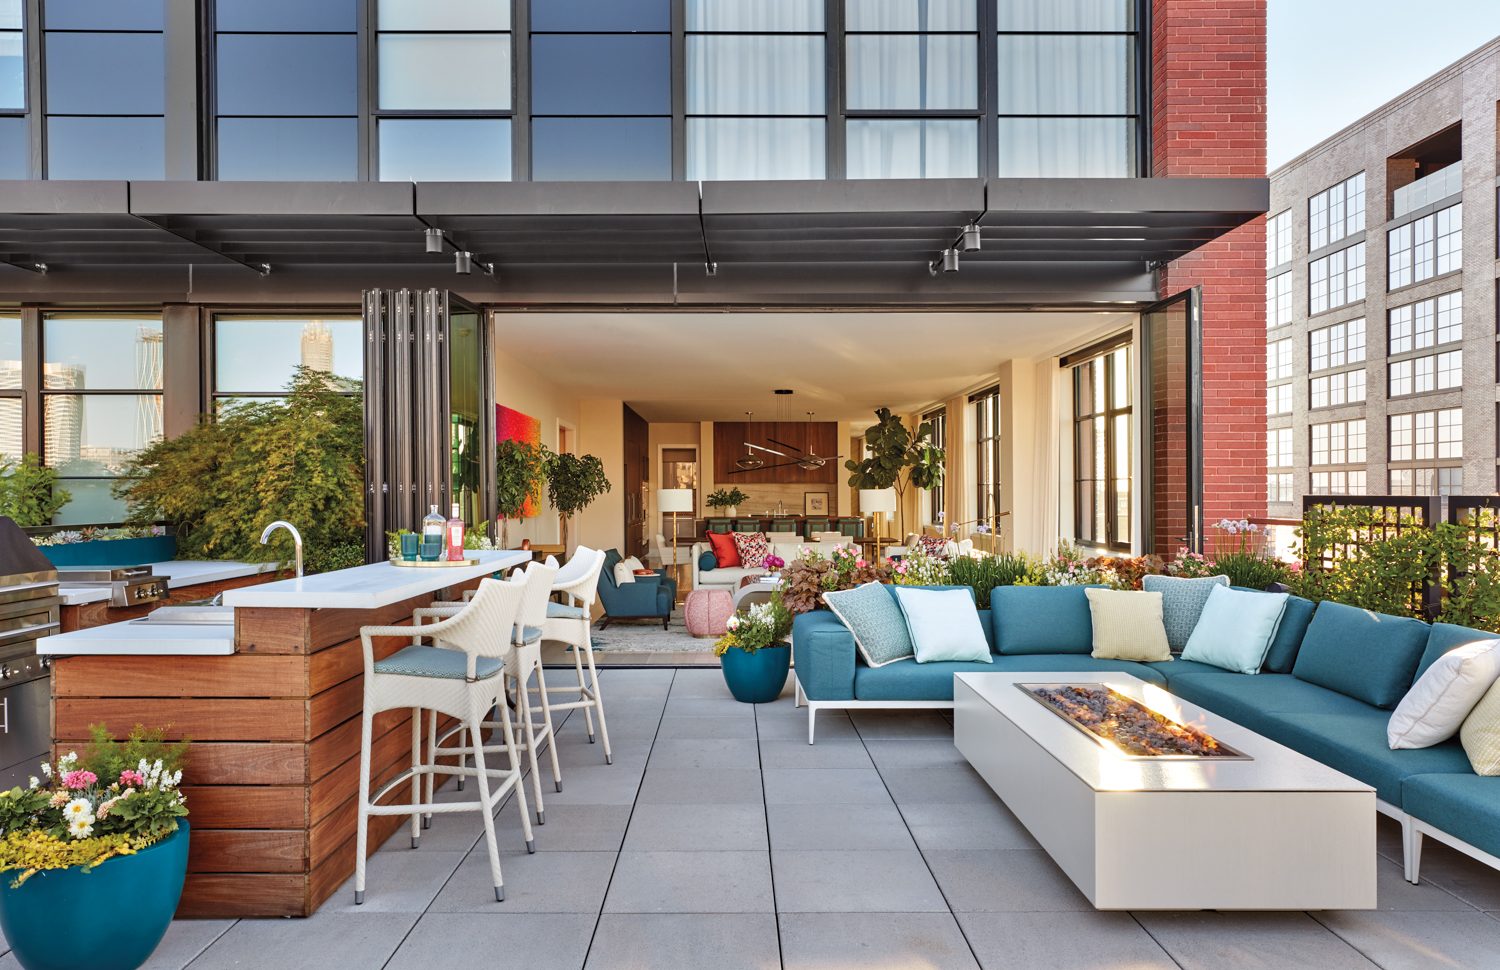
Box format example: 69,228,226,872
954,672,1377,911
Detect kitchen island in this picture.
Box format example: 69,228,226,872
58,560,290,632
45,550,529,918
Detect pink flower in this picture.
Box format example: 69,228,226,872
856,559,867,568
62,770,97,790
48,791,68,808
118,769,145,788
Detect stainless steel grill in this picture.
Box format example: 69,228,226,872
0,518,63,790
57,565,168,608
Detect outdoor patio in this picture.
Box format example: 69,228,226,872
22,666,1500,970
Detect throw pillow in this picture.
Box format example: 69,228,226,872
623,556,643,572
1141,574,1230,652
823,582,915,667
732,532,769,569
698,551,717,571
1248,589,1315,672
915,534,950,559
1292,601,1430,709
612,562,636,585
707,531,741,568
1388,639,1500,749
1461,676,1500,774
1084,588,1172,662
1180,585,1289,675
891,586,992,664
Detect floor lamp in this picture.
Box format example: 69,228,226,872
859,488,897,562
657,489,695,587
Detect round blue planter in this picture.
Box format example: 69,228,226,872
0,821,189,970
720,644,791,703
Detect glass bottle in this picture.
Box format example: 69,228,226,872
446,503,465,561
422,505,446,538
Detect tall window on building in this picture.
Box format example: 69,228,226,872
1308,173,1364,251
1267,272,1293,328
1307,318,1365,409
377,0,512,181
0,0,24,178
531,0,671,180
212,315,363,409
1267,427,1292,503
845,0,977,179
686,0,825,180
974,387,999,529
44,0,164,179
1267,209,1292,268
1389,351,1461,398
41,314,162,524
1388,203,1461,290
1073,345,1130,551
0,313,20,457
1309,242,1365,315
1389,292,1461,354
214,0,357,180
1309,418,1365,496
1268,338,1293,380
1267,383,1291,416
924,407,947,527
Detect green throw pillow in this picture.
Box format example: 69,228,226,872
823,582,915,667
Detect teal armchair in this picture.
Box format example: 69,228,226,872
596,548,676,629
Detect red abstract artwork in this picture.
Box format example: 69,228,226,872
497,405,543,517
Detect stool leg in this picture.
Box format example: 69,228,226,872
573,630,595,743
455,724,466,791
515,665,547,824
467,698,505,902
497,688,535,854
534,662,563,792
409,708,421,848
423,708,436,828
354,705,374,905
581,634,612,764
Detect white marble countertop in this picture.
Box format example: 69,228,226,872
222,550,530,610
56,560,280,607
41,621,235,656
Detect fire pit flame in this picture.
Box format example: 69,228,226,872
1022,684,1249,760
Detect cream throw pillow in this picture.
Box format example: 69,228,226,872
612,562,636,585
1085,588,1172,662
1388,639,1500,749
1461,675,1500,774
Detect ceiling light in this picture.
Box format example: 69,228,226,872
935,248,959,273
961,224,981,251
735,411,765,470
455,251,472,275
425,228,444,253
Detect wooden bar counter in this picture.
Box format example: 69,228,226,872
45,551,528,918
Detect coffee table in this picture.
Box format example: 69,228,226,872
953,672,1376,911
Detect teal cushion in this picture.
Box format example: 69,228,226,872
990,654,1168,688
852,653,1167,701
698,551,717,571
1292,601,1429,709
992,586,1094,654
546,602,586,620
823,582,915,667
1402,774,1500,858
1252,589,1316,673
518,626,542,645
1416,623,1497,681
602,549,623,587
1142,574,1230,652
374,645,502,680
1145,658,1242,684
892,586,991,664
1166,671,1375,738
1180,585,1288,675
1267,712,1473,805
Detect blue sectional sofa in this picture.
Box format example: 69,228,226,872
791,583,1500,886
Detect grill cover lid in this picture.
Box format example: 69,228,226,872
0,516,58,578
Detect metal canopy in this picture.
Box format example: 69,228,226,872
0,176,1266,272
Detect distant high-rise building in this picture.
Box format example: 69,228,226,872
301,321,334,376
43,363,85,472
135,327,163,450
0,360,21,457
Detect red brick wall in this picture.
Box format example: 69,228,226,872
1154,0,1267,555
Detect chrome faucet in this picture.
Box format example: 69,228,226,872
260,520,304,578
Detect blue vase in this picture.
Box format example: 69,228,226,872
720,644,791,703
0,821,189,970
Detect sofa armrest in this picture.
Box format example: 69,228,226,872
600,581,665,616
792,609,857,701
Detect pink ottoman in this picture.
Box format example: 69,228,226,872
684,589,734,638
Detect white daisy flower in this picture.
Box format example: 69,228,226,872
67,818,93,840
28,777,38,789
62,798,92,821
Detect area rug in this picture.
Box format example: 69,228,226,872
590,614,708,652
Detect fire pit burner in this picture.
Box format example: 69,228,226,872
1018,683,1252,761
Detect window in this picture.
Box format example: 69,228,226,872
924,408,947,526
974,386,999,527
1390,467,1462,497
376,0,512,181
686,0,825,180
0,0,23,178
1309,243,1364,315
44,0,164,178
995,0,1138,177
1072,346,1130,550
1267,338,1292,380
1309,319,1365,372
1267,383,1291,415
1267,272,1293,328
1389,351,1461,397
1267,209,1292,268
1310,419,1365,466
1308,173,1365,251
0,313,21,457
212,315,363,405
1267,473,1293,503
531,0,671,181
1389,408,1462,462
845,0,978,179
1311,470,1366,495
1268,427,1293,467
1389,292,1461,355
215,0,357,180
1309,369,1364,409
1388,203,1462,289
42,314,162,523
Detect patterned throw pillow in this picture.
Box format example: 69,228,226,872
915,534,950,559
1141,574,1230,652
732,531,769,569
824,582,915,667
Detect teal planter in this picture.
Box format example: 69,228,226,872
0,821,189,970
720,644,791,703
39,536,175,569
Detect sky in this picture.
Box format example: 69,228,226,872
1269,0,1500,170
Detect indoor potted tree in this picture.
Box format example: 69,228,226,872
706,487,749,519
546,452,612,552
495,439,553,549
844,408,944,539
713,594,793,702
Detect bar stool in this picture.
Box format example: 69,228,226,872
536,546,612,763
354,575,533,905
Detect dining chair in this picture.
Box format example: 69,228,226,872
735,519,762,532
706,518,733,533
769,520,796,533
803,517,831,537
837,518,865,538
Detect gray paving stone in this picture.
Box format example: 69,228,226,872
624,802,769,851
558,714,660,740
771,849,949,913
184,914,418,970
767,800,915,850
137,919,236,970
758,739,873,769
1410,841,1500,911
321,849,467,913
636,767,766,804
554,736,651,770
648,738,761,769
668,669,741,698
878,764,1000,804
428,849,617,913
762,767,892,804
1134,912,1380,970
377,800,488,854
850,711,955,739
758,711,859,741
665,695,757,717
1317,910,1500,970
604,850,775,913
923,849,1093,912
955,911,1177,970
780,912,980,970
387,913,596,970
494,801,633,852
1370,857,1476,911
584,914,781,970
900,801,1040,851
533,765,643,806
589,695,669,718
863,738,969,769
598,668,676,687
655,715,759,739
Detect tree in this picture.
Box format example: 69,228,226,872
495,439,554,549
844,407,944,538
546,452,612,552
0,453,71,526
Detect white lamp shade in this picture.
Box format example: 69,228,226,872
859,488,897,514
657,488,695,513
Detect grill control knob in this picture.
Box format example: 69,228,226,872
38,656,50,670
0,665,11,680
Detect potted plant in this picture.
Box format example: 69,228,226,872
495,439,553,549
713,595,794,702
845,408,944,538
546,452,612,553
706,487,749,519
0,725,189,970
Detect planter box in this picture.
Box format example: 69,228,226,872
41,535,176,568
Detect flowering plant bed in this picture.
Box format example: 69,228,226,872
1022,684,1248,760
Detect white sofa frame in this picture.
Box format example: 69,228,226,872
793,674,953,744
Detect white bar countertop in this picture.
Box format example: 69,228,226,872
41,622,236,657
222,550,530,610
56,560,281,606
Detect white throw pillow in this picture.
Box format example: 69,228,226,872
891,587,992,664
1388,639,1500,749
612,562,636,585
623,556,643,571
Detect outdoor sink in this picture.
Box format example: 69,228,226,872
131,605,234,626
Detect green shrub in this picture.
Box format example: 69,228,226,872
0,453,70,526
949,553,1030,608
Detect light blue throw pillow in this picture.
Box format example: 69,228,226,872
823,582,915,667
1142,574,1230,652
892,586,993,664
1180,584,1289,675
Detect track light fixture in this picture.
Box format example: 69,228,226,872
455,251,472,274
930,248,960,275
961,223,982,252
425,227,444,253
930,221,980,274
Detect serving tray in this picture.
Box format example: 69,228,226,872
390,558,481,568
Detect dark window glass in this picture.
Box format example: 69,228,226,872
216,34,357,116
44,33,163,114
217,118,357,180
531,34,670,115
531,0,669,32
532,117,670,180
0,117,25,178
378,118,511,181
46,117,163,178
43,0,162,31
215,0,356,32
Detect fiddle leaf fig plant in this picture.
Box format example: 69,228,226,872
547,452,612,551
844,407,944,537
495,439,554,549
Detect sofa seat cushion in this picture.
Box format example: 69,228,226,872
698,566,763,588
851,652,1167,701
1267,713,1473,806
989,654,1168,687
1292,601,1429,709
1165,672,1375,739
1145,658,1243,684
1402,773,1500,858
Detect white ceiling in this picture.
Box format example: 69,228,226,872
493,310,1135,426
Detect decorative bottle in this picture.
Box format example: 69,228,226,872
422,505,446,539
446,503,465,561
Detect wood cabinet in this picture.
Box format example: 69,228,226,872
713,422,839,484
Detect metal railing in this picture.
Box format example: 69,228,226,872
1302,494,1441,617
1393,160,1463,219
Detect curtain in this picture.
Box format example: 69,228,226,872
687,34,823,114
996,117,1132,177
687,117,824,180
996,35,1132,115
846,34,977,110
686,0,823,32
846,119,977,179
846,0,975,31
996,0,1131,31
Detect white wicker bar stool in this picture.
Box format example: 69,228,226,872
536,546,613,763
354,575,533,905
